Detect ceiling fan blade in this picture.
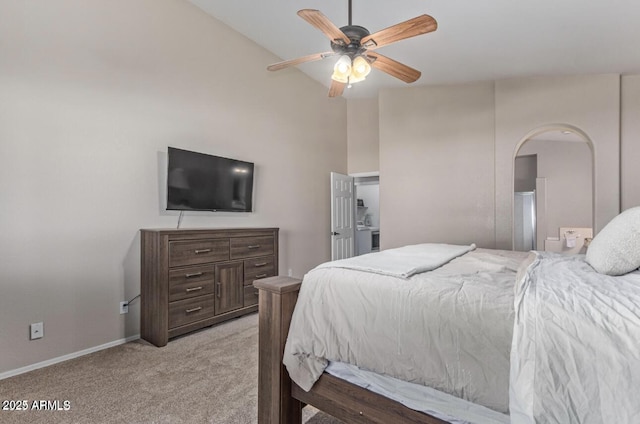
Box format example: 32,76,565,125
298,9,351,46
361,15,437,50
328,80,346,97
366,52,421,83
267,52,335,71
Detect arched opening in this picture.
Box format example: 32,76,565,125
512,124,595,252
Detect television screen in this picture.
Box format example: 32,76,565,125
167,147,254,212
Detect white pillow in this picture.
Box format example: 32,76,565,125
586,206,640,276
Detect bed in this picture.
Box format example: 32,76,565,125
254,208,640,424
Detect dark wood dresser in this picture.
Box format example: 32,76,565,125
140,227,278,347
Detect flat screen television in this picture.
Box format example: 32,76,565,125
166,147,254,212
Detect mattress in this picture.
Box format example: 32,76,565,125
284,246,529,416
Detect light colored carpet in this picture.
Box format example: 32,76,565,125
0,314,342,424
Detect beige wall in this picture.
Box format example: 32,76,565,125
379,82,497,249
621,75,640,210
495,75,620,249
0,0,346,374
378,74,631,252
347,98,379,174
3,1,639,378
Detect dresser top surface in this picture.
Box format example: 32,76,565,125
141,227,279,235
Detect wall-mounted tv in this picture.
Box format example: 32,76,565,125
167,147,254,212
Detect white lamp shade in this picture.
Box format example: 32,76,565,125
331,55,352,83
350,55,371,83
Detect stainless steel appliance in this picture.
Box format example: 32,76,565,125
371,230,380,252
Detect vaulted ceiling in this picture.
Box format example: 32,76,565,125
189,0,640,98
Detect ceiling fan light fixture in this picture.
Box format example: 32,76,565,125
349,55,371,83
267,8,437,97
331,55,352,83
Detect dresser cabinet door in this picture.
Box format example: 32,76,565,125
215,261,244,315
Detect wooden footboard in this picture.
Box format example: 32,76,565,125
254,276,448,424
254,276,303,424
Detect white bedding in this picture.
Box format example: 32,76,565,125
316,243,476,278
283,246,528,415
510,252,640,423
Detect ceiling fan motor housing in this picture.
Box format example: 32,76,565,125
331,25,370,57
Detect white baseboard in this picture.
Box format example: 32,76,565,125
0,334,140,381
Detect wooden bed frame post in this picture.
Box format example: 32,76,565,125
254,276,303,424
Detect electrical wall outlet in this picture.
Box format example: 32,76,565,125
119,301,129,314
30,322,44,340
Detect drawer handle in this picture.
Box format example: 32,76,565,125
194,249,211,254
185,286,203,292
253,262,267,267
255,273,268,279
185,272,203,278
185,307,202,313
216,282,221,298
247,245,261,249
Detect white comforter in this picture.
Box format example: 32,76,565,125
283,246,528,414
510,252,640,424
315,243,477,278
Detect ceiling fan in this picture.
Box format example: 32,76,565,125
267,0,438,97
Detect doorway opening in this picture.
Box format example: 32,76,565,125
354,174,380,255
513,125,595,253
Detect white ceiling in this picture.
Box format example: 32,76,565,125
188,0,640,98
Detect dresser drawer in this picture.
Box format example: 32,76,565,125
169,295,215,329
244,256,275,285
243,285,259,307
230,236,274,259
169,265,215,302
169,239,229,268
